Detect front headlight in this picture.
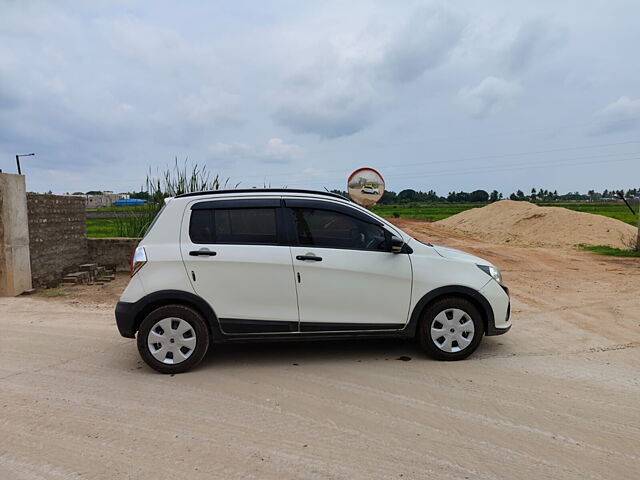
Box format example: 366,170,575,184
477,264,502,284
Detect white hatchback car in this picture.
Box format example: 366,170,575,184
360,185,379,195
116,189,511,373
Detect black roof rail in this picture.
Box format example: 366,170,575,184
174,188,349,201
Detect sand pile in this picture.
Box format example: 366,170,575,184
435,200,637,248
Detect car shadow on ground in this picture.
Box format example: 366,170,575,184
192,336,512,370
199,338,423,369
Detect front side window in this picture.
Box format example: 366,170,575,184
292,208,387,251
189,208,278,244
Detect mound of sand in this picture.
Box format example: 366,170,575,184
435,200,637,248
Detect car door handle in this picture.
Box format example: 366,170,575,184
189,250,217,256
296,255,322,262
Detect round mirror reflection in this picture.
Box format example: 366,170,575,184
348,168,385,206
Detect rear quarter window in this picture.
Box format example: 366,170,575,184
189,207,278,245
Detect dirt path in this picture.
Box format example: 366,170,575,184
1,221,639,479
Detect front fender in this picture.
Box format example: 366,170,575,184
404,285,497,337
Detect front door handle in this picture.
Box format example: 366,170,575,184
296,254,322,262
189,250,217,257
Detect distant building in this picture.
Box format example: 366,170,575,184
74,191,130,208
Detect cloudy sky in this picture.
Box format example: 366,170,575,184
1,0,639,195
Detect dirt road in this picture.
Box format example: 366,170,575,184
1,221,639,479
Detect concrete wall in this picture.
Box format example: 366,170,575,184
88,237,140,272
27,193,88,287
0,173,32,296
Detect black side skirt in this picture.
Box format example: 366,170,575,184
218,318,405,335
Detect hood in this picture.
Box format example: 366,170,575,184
431,244,487,265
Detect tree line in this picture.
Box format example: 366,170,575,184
330,187,640,204
73,186,640,205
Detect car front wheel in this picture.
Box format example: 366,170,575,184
137,305,210,374
417,297,483,360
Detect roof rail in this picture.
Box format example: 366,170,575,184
174,188,349,200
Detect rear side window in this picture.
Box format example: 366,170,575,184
189,208,278,245
291,208,387,251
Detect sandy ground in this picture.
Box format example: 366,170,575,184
1,220,639,480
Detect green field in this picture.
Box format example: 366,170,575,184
537,202,637,225
370,203,487,222
87,205,147,212
371,202,638,226
86,202,638,238
86,218,121,237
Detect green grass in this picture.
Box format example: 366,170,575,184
370,201,638,225
85,201,638,237
87,205,148,212
578,244,640,257
86,218,120,237
537,202,638,226
370,203,488,221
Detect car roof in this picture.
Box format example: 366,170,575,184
174,188,348,201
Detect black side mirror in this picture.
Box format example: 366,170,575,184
390,235,404,253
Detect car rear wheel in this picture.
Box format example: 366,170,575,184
417,296,483,360
137,305,210,374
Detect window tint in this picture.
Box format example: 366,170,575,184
292,208,387,251
189,208,278,245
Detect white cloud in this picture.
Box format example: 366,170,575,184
379,7,465,83
175,88,244,130
456,76,522,119
271,38,379,138
504,18,567,73
271,6,466,138
590,96,640,135
209,142,250,156
99,16,196,70
264,138,305,162
207,139,305,165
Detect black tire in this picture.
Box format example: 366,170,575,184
417,296,484,361
136,305,210,374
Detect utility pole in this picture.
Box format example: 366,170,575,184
15,153,35,175
636,199,640,251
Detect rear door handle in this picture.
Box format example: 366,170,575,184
189,250,217,257
296,255,322,262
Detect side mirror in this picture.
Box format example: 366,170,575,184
390,235,404,253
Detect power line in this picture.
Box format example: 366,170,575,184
234,139,640,181
283,155,640,189
383,151,640,181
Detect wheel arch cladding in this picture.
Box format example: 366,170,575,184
408,285,493,336
133,290,220,336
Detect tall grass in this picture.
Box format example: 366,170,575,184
114,158,236,238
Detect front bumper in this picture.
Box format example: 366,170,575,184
482,283,512,336
115,301,137,338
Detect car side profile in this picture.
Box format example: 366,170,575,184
115,189,511,373
360,184,379,195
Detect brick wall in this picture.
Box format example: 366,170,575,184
27,193,88,287
87,238,140,272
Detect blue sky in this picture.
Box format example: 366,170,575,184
1,0,639,195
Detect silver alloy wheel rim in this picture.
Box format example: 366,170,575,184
147,317,196,365
430,308,475,353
